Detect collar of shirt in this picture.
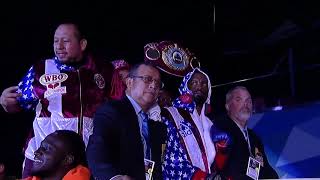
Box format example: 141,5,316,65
126,94,146,131
53,57,76,71
53,56,88,71
126,94,143,115
232,118,253,156
233,119,248,138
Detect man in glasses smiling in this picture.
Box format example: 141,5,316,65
87,62,166,180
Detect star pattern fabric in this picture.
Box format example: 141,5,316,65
17,66,38,110
162,116,198,180
17,57,75,110
173,94,195,113
163,68,214,179
172,69,195,113
53,56,75,71
172,68,212,113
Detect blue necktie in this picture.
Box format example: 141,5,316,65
140,111,151,159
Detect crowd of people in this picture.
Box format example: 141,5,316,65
0,22,278,180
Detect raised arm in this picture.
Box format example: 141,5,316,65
0,86,22,113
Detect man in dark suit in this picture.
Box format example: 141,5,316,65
86,62,166,180
215,86,278,180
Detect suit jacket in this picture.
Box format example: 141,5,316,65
215,115,278,180
86,96,166,180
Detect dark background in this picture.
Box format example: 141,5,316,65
1,0,320,176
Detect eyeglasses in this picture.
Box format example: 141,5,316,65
130,75,164,89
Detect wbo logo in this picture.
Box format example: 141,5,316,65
40,73,68,85
40,73,68,98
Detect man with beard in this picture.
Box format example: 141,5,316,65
161,68,231,179
215,86,278,180
23,130,90,180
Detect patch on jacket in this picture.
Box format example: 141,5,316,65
40,73,68,98
94,73,105,89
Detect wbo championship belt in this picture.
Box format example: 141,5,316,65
144,41,200,77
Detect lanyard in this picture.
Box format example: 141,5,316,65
243,129,253,157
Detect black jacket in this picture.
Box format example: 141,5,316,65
215,115,278,180
86,96,166,180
